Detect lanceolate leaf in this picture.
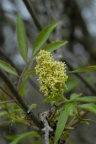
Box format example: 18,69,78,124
10,132,39,144
16,13,28,62
32,21,58,56
54,103,75,144
54,108,68,144
75,96,96,103
68,66,96,73
0,60,18,75
42,41,68,52
79,103,96,114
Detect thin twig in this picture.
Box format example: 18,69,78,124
71,111,88,127
0,100,15,104
16,60,33,88
16,63,28,88
48,105,57,122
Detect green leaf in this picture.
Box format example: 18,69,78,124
70,93,82,100
54,108,68,144
30,104,37,109
32,21,58,56
35,139,41,144
75,96,96,103
79,103,96,114
10,132,39,144
68,66,96,73
0,60,18,75
5,134,18,141
65,77,80,93
42,41,68,52
44,95,64,103
16,13,28,62
24,68,36,76
54,103,75,144
50,139,54,144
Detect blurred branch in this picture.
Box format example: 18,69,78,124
64,0,89,36
75,36,96,62
22,0,42,31
0,69,43,129
64,0,96,61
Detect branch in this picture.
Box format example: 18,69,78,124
40,111,53,144
0,69,43,129
64,0,96,60
22,0,42,31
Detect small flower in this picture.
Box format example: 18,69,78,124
35,50,68,100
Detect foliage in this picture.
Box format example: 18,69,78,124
0,14,96,144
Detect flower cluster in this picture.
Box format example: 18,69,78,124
35,50,68,100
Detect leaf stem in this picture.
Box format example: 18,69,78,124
70,111,88,127
16,60,33,88
48,105,57,122
0,100,15,104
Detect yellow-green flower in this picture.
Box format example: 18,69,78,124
35,50,68,100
